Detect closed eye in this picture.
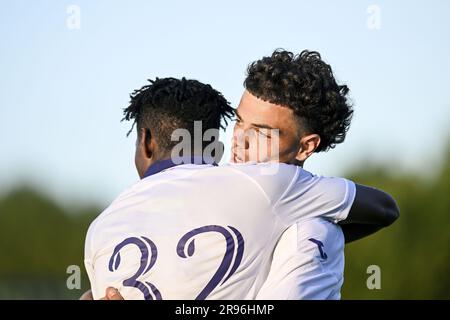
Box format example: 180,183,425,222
257,128,271,138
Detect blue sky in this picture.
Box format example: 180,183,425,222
1,0,449,206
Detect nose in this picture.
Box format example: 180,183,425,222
233,128,250,150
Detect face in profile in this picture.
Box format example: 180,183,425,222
232,91,312,165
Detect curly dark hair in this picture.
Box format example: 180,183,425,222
244,49,353,152
122,77,234,153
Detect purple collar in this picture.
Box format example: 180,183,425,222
142,156,218,179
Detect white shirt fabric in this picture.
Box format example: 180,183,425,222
85,162,355,300
256,218,345,299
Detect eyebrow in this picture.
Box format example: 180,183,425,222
235,110,281,133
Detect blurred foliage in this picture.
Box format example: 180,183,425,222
342,146,450,299
0,187,98,299
0,148,449,299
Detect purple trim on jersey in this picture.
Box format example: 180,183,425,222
142,156,218,179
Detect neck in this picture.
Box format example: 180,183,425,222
294,159,304,167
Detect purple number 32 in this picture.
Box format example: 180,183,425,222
108,225,244,300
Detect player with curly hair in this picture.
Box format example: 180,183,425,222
231,49,395,299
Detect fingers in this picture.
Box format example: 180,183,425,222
79,290,93,300
105,287,124,300
81,287,123,300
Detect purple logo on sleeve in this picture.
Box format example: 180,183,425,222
308,238,328,260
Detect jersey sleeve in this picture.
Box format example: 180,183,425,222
273,166,356,226
255,218,345,300
226,163,356,225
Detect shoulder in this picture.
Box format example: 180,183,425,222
221,162,304,203
84,181,142,257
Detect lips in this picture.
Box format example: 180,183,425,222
231,144,245,163
234,153,244,163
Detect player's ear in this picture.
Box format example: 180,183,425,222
137,128,154,160
295,134,321,162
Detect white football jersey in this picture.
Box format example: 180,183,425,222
256,218,345,300
85,161,355,300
